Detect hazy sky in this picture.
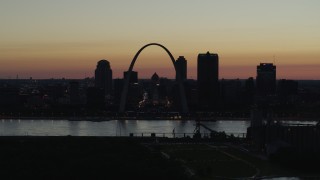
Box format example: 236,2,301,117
1,0,320,79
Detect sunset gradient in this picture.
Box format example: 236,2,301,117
1,0,320,79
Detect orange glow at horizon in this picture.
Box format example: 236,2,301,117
1,1,320,79
1,42,320,80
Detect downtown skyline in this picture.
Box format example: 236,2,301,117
1,0,320,80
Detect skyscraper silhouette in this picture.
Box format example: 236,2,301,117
124,71,141,110
175,56,187,81
124,71,138,84
256,63,276,95
197,51,219,110
95,60,113,96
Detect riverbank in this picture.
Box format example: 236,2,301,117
0,136,319,180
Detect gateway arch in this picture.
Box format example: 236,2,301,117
119,43,188,113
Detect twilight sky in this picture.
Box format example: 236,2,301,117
1,0,320,79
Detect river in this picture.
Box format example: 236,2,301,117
0,119,252,137
0,119,317,137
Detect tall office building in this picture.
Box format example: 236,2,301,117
113,78,124,104
175,56,187,81
197,51,219,110
256,63,276,95
124,71,138,84
95,60,113,96
124,71,141,110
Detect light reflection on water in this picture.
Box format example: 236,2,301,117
0,119,251,136
0,119,316,137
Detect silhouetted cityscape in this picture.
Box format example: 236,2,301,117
0,44,319,180
0,48,319,119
